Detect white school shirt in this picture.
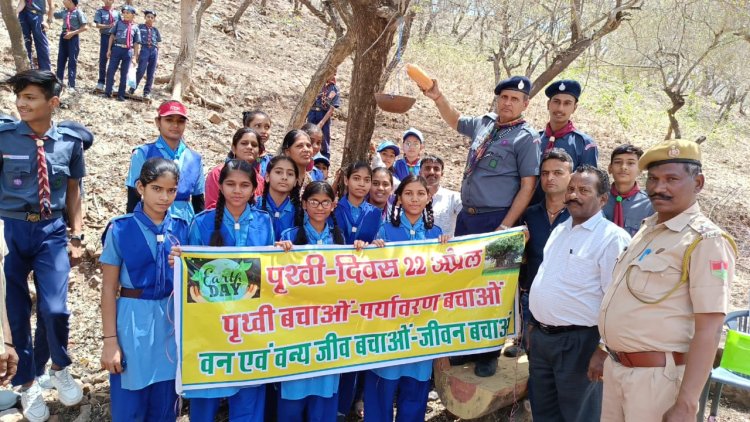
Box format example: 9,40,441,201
432,186,462,237
529,211,630,327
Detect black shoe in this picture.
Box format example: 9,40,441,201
474,358,498,377
116,97,125,102
128,87,135,95
503,344,525,358
449,355,471,366
102,93,111,98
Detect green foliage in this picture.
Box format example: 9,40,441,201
485,235,524,266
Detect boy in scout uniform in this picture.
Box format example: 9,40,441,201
602,144,654,236
16,0,53,71
131,9,161,99
104,5,141,101
0,70,85,422
598,139,737,421
539,80,597,169
93,0,120,91
52,0,88,93
306,70,340,158
423,75,540,377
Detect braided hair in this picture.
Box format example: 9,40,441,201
261,156,300,221
210,159,259,246
293,181,345,246
390,175,434,229
227,127,264,161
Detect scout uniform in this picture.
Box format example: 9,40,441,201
93,5,120,89
186,205,274,422
105,6,141,100
333,194,382,244
53,4,87,89
598,140,737,421
100,203,189,421
392,128,424,181
306,79,340,158
19,0,52,71
257,194,296,242
602,187,654,236
134,10,162,98
0,120,85,386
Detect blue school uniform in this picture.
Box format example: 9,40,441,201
100,203,189,421
333,195,381,244
53,7,87,89
310,167,325,182
186,205,274,422
93,7,120,85
366,217,442,422
306,82,340,158
0,120,85,386
256,195,295,242
126,136,205,222
258,154,272,177
135,24,161,95
19,0,51,71
392,158,420,181
277,220,340,421
105,19,141,100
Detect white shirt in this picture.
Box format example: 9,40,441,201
529,211,630,327
432,186,462,237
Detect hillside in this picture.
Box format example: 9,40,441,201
0,0,748,420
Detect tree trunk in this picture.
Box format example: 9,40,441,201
286,32,355,132
456,14,480,44
664,88,685,140
341,1,405,168
379,11,415,89
226,0,253,33
0,0,30,71
529,39,593,98
419,1,437,43
171,0,212,100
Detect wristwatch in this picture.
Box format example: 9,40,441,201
69,234,85,242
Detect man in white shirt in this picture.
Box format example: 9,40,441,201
528,165,630,421
420,155,462,237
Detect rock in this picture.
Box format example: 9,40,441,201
0,408,23,422
228,120,239,130
91,371,109,385
73,404,91,422
208,113,223,125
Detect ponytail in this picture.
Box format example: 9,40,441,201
210,193,226,246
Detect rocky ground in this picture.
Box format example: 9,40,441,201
0,0,749,420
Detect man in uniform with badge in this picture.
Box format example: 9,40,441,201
598,139,737,421
423,75,540,377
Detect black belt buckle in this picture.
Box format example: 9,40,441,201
606,346,621,364
25,212,41,222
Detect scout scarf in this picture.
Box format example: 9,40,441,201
116,202,173,299
303,216,333,245
610,183,641,228
543,120,576,153
464,116,525,177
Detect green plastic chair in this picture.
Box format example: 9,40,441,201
698,309,750,421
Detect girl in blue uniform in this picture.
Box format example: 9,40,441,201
185,159,274,422
243,110,273,176
100,158,190,421
257,156,300,242
365,175,449,422
368,167,395,222
275,181,345,421
334,162,382,244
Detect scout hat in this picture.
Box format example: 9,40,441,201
402,127,424,144
313,153,330,167
377,140,400,156
638,139,702,171
143,9,156,16
545,79,581,101
121,5,136,13
157,101,189,119
494,76,532,96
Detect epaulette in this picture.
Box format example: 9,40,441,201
56,126,84,141
688,217,724,240
0,122,17,133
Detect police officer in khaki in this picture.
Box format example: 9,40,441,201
598,139,737,421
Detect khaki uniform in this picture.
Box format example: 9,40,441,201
598,203,736,421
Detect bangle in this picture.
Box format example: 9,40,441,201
3,342,14,349
102,335,117,340
499,224,510,230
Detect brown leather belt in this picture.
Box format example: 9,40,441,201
607,348,686,367
119,287,143,299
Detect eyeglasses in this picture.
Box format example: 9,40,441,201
307,199,333,209
403,142,420,149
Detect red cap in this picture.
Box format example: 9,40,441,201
157,101,188,119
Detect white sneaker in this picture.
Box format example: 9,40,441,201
67,87,76,95
20,382,50,422
48,367,83,406
37,373,54,389
95,83,105,91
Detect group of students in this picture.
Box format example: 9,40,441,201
17,0,162,100
95,92,452,421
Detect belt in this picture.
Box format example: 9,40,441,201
119,287,143,299
310,107,327,112
464,206,507,215
606,348,686,367
113,43,130,49
0,210,63,222
28,9,41,15
534,321,594,335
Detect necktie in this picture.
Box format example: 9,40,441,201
29,134,52,219
543,121,576,153
610,183,641,228
133,202,172,299
126,23,132,49
65,9,74,32
147,27,152,47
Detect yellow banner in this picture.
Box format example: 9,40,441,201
175,229,524,392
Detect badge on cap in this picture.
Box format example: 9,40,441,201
668,146,680,158
518,80,525,90
559,82,566,91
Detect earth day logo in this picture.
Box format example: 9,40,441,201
187,258,261,303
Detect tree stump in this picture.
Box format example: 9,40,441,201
433,355,529,420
